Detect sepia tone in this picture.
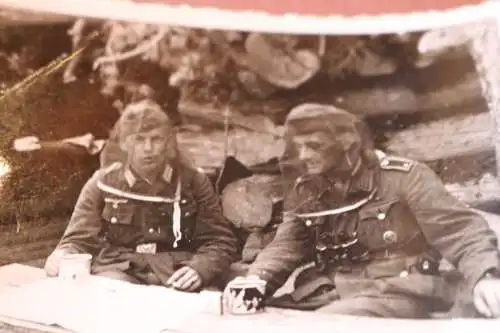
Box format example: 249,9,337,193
0,3,499,332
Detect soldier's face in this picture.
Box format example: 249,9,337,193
125,127,175,175
292,132,340,175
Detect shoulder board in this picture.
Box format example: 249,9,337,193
101,162,123,175
379,155,414,172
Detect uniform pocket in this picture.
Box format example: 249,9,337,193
102,197,134,225
358,198,420,252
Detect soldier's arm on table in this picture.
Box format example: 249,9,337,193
402,162,500,288
246,214,312,296
184,171,239,285
55,169,105,255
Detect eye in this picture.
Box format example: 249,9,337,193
307,142,323,150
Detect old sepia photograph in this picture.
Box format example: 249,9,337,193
0,1,499,332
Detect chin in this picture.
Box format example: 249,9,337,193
306,165,325,175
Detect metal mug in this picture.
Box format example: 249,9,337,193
222,277,267,315
58,253,92,281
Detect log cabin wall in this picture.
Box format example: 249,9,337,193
177,52,498,209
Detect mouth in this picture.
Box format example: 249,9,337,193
305,161,322,170
142,156,157,164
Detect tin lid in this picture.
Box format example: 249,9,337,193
60,253,93,262
0,0,497,34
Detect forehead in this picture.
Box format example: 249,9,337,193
133,127,169,138
292,132,331,144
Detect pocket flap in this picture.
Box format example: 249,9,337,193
102,198,134,225
359,199,399,221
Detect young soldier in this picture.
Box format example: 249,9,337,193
45,100,238,291
227,103,500,318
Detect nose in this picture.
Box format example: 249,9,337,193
143,138,153,152
298,145,313,161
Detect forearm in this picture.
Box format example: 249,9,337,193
404,163,500,289
247,219,312,296
56,171,105,255
185,171,239,284
187,219,238,284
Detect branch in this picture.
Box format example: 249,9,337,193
93,26,169,69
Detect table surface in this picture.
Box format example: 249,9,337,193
0,263,499,333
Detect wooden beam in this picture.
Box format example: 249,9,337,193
177,128,285,172
179,102,281,136
179,111,495,168
445,173,500,206
334,71,485,117
180,70,486,123
384,112,493,162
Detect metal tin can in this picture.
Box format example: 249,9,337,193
223,277,267,315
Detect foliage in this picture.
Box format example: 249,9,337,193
84,21,419,111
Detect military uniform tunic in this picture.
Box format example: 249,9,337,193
55,162,238,287
248,155,500,317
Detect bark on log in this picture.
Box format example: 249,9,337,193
182,53,486,124
181,70,486,127
177,128,285,173
334,71,485,117
178,111,494,170
385,112,493,162
445,173,500,205
179,101,281,136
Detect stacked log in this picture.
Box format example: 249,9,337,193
176,55,499,208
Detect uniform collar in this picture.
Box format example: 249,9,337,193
349,168,374,194
123,164,174,188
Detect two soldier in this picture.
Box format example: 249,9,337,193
46,99,500,317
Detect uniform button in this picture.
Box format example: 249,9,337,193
305,220,312,226
382,230,397,244
399,270,409,278
377,212,386,220
148,228,155,234
112,203,118,209
316,243,327,251
181,199,187,204
110,217,117,224
185,212,191,217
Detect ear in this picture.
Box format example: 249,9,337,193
119,135,132,152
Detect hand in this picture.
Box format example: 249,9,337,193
473,275,500,318
166,266,202,292
44,247,80,277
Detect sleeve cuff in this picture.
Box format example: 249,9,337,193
246,268,281,297
185,258,218,285
466,253,500,289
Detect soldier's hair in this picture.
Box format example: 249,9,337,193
117,99,175,141
280,103,379,184
102,99,197,170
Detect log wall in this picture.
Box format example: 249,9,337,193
177,57,499,208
